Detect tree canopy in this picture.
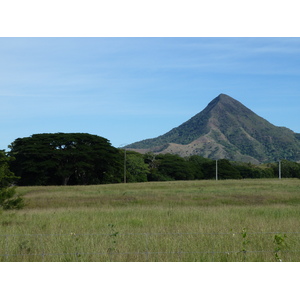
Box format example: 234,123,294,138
6,133,300,186
9,133,123,185
124,151,149,183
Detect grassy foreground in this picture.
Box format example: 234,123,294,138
1,179,300,262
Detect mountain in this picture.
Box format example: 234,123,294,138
126,94,300,164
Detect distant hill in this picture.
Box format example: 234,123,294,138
126,94,300,163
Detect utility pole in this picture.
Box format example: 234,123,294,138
279,160,281,180
119,144,127,184
124,148,126,183
216,159,218,181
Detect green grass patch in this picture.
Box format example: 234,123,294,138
1,179,300,261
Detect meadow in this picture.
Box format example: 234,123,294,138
1,179,300,262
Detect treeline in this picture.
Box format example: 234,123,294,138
6,133,300,186
127,152,300,182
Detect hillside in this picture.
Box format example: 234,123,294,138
126,94,300,163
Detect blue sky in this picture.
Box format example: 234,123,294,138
1,37,300,150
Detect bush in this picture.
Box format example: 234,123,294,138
0,187,24,209
0,150,24,210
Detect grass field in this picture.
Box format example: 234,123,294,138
1,179,300,261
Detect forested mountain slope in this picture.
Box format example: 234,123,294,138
127,94,300,163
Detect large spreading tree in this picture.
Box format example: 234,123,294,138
9,133,123,185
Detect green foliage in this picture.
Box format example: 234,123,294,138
200,159,241,180
6,132,300,187
144,153,299,181
274,160,300,179
143,153,300,181
274,234,287,262
233,162,275,179
239,228,251,262
0,150,24,209
9,133,123,185
284,160,300,178
125,151,149,183
0,187,24,210
107,224,119,258
146,153,196,181
187,155,205,179
241,228,250,253
218,159,241,179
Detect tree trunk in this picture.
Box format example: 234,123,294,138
63,176,70,185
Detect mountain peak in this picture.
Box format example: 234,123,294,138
203,93,246,116
217,93,231,99
210,93,240,106
218,93,237,103
126,94,300,163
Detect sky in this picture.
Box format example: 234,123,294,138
1,37,300,150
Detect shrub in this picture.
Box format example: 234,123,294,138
0,150,24,210
0,187,24,209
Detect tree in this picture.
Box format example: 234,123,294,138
201,159,217,179
9,133,123,185
0,150,24,209
124,151,149,182
202,158,241,180
153,153,196,181
217,159,241,179
144,152,168,181
187,155,206,179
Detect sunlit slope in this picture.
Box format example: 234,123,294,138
127,94,300,163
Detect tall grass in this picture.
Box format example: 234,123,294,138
1,179,300,261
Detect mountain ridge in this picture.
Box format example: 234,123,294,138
127,94,300,163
